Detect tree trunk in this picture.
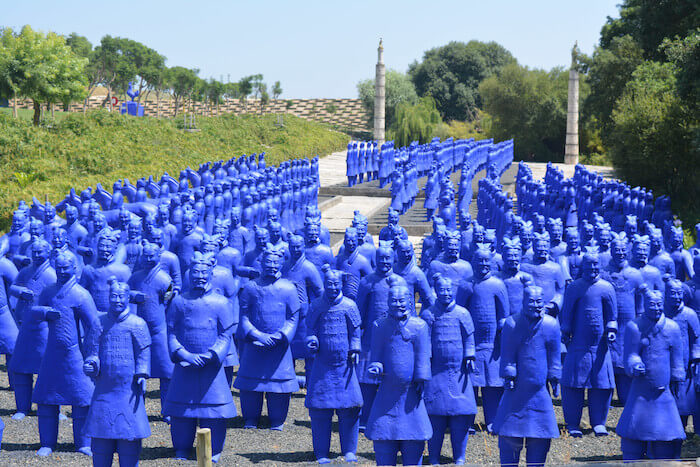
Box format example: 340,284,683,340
12,91,17,118
51,103,55,120
156,91,160,118
107,86,112,112
174,97,179,117
33,100,41,126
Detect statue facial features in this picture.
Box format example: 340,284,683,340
398,243,413,264
97,238,115,261
344,232,358,253
109,287,129,316
611,241,627,264
190,263,211,290
475,250,491,279
582,255,600,282
324,275,342,301
534,239,549,261
32,241,50,264
666,281,684,311
524,287,544,322
644,293,663,321
389,287,410,322
445,238,460,262
55,256,75,284
504,249,520,273
262,252,282,278
435,278,453,307
376,249,393,275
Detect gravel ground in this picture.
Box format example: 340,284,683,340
0,361,699,465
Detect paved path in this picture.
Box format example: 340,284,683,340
317,151,616,251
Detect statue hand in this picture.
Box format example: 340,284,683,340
305,336,319,353
367,362,383,377
561,332,572,346
414,380,425,398
18,287,34,301
130,291,146,304
505,377,516,390
670,380,680,399
548,378,560,398
83,359,99,378
348,350,360,366
46,309,61,321
176,349,198,367
632,362,646,377
135,376,147,394
196,352,214,367
252,332,276,348
463,356,476,373
607,331,616,343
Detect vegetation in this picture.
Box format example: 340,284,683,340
0,111,348,231
389,97,443,147
0,26,284,123
479,64,570,161
408,41,515,121
357,70,418,129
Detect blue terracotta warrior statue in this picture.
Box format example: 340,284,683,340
492,284,561,467
602,232,644,405
9,238,55,419
305,265,362,464
365,277,432,466
32,252,99,456
83,280,151,467
428,230,474,300
422,273,476,465
334,227,372,302
457,245,509,432
128,241,174,420
163,251,236,462
685,251,700,312
235,244,301,430
663,275,700,442
393,239,435,314
355,244,407,431
560,249,617,437
499,237,533,316
282,234,324,379
520,232,565,317
378,208,408,245
616,286,686,461
304,219,334,273
631,234,664,290
80,228,131,312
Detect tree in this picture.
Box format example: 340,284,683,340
600,0,700,61
357,69,418,129
259,83,269,113
0,28,22,117
479,63,569,161
1,26,87,125
583,35,644,141
608,60,699,212
238,75,253,113
207,78,225,115
167,66,199,117
389,96,443,147
272,81,282,100
408,40,515,121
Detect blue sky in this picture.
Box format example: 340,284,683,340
4,0,621,98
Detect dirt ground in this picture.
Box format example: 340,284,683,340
1,361,699,466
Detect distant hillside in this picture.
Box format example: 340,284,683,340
0,110,349,231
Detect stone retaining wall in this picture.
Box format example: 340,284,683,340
9,96,370,131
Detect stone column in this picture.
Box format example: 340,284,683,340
565,43,579,165
374,39,386,145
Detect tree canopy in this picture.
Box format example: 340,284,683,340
408,40,515,121
357,69,418,129
0,25,87,124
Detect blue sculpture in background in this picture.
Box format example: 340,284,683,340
120,82,145,117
